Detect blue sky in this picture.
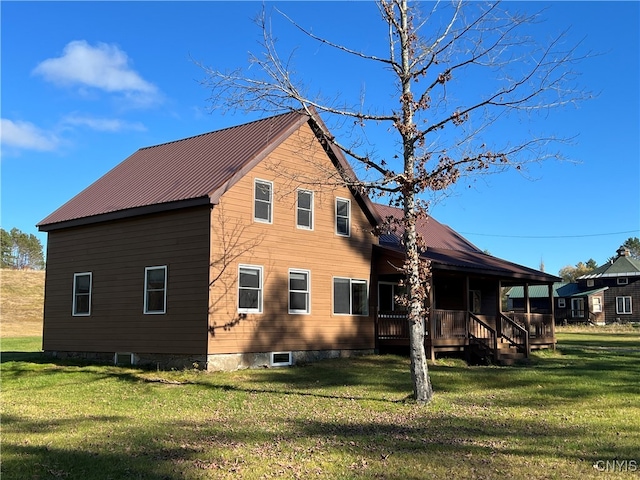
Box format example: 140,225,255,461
1,1,638,276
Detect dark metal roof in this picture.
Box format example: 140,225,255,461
507,283,608,299
373,203,560,284
38,111,310,230
374,203,481,253
578,254,640,279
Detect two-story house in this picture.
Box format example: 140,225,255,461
38,110,560,369
576,246,640,324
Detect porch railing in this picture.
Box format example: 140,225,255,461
500,313,529,354
377,311,409,339
507,312,554,342
376,309,552,357
432,309,467,339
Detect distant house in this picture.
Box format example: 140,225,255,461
38,110,559,370
507,246,640,325
507,282,607,325
577,247,640,324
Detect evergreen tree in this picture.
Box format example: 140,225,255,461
0,227,45,270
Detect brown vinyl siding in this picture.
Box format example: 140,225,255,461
208,123,375,355
603,277,640,323
43,205,211,355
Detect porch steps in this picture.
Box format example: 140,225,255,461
495,340,528,366
467,338,528,366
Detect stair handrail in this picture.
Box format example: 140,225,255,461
500,313,529,356
468,312,497,361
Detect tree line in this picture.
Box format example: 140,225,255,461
558,237,639,282
1,228,45,270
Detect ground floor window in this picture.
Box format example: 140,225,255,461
73,272,92,316
616,296,632,314
378,282,407,312
238,265,263,313
144,266,167,314
571,298,584,318
289,269,310,314
333,277,368,315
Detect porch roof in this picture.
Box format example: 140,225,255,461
375,244,560,284
507,283,608,299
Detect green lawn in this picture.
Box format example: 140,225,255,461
2,332,639,480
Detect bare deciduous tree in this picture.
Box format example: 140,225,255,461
199,0,590,403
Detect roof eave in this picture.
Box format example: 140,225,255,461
578,272,640,279
373,244,560,284
37,196,212,232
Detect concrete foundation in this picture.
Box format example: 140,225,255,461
44,348,374,372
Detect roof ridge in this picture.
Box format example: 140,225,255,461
138,110,303,151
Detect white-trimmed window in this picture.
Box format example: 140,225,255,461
592,297,602,313
254,179,273,223
144,266,167,314
335,198,350,236
587,279,595,287
289,269,310,314
617,277,629,285
616,296,632,314
296,189,314,230
238,265,263,313
73,272,92,316
558,298,566,308
333,277,368,315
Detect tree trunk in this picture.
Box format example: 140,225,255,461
404,192,433,404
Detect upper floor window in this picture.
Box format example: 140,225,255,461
617,277,629,285
333,277,368,315
296,189,314,230
238,265,263,313
144,266,167,314
586,279,594,287
254,179,273,223
616,296,632,314
73,272,92,316
289,269,310,314
335,198,350,236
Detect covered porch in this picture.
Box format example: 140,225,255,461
373,244,559,364
377,309,555,362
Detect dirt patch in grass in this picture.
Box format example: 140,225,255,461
0,269,45,337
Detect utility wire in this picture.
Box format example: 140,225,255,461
458,230,639,239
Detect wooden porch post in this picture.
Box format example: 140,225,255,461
548,282,556,351
464,274,469,316
496,280,502,338
428,274,435,361
524,282,531,336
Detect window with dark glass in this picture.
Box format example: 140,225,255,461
336,198,350,236
297,190,313,229
289,269,310,314
616,296,632,314
333,277,368,315
254,179,273,223
238,265,263,313
144,266,167,314
73,272,92,316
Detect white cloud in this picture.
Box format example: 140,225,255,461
62,114,147,132
0,119,60,152
33,40,161,106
